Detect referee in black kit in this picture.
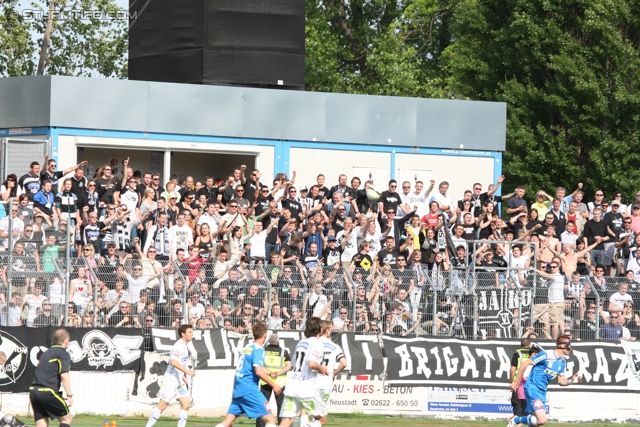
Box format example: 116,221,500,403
29,328,74,427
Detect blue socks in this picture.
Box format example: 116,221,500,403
514,415,538,425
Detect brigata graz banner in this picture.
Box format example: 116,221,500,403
0,327,144,393
382,336,634,390
151,328,384,375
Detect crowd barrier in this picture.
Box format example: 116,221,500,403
1,326,639,421
2,252,640,343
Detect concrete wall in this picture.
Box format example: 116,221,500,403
1,369,638,422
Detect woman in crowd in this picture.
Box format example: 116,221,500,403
0,174,19,201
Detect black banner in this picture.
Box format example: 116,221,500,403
151,328,384,375
66,328,144,372
0,326,144,393
0,327,47,392
382,336,631,390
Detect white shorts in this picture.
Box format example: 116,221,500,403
158,377,189,403
280,393,327,418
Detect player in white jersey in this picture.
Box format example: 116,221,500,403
146,324,196,427
279,317,328,427
298,321,347,427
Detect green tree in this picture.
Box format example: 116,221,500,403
305,0,457,97
0,0,36,75
0,0,127,78
445,0,640,200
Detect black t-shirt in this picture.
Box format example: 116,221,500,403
316,186,330,201
262,214,280,244
480,193,503,208
583,219,607,250
40,171,65,194
282,199,303,221
33,345,70,389
255,195,273,216
377,248,400,268
95,177,119,204
380,191,401,212
280,295,304,315
323,247,343,267
69,175,87,197
351,253,374,271
244,179,258,204
198,186,218,204
604,212,624,238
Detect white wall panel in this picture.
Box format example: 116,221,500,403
395,153,496,204
290,148,391,190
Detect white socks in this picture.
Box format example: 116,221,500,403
308,420,322,427
177,409,188,427
266,424,277,427
145,407,162,427
300,414,309,427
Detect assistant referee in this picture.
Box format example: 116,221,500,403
29,328,74,427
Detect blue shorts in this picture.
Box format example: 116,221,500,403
228,392,272,419
524,386,546,413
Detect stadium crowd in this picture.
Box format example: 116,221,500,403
0,157,639,343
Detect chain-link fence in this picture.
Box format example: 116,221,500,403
1,208,639,342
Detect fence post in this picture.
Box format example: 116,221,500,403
64,219,71,326
172,261,189,326
6,198,13,326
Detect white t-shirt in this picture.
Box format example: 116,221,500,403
249,230,268,258
127,274,151,304
197,213,219,234
169,225,194,252
609,292,633,310
316,336,345,390
357,228,384,260
548,272,566,303
188,303,205,319
508,254,530,286
337,229,358,263
120,189,140,219
285,337,324,398
431,193,455,216
164,339,190,382
406,191,429,217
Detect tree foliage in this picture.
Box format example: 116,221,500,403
306,0,640,201
0,0,127,78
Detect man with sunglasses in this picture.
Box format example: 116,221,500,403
599,312,624,341
41,156,88,194
508,336,581,427
536,263,566,340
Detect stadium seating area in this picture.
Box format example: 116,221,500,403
1,158,639,342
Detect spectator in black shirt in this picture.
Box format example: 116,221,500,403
380,180,401,213
583,208,608,268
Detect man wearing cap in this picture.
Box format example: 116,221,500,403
297,186,313,217
323,236,342,268
257,333,291,427
626,202,640,233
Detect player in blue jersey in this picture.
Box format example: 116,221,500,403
216,322,283,427
507,336,582,427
